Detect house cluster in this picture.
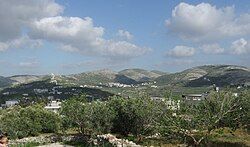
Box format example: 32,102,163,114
34,88,48,94
106,82,135,88
49,86,63,95
141,81,157,86
80,85,102,89
33,86,63,95
0,100,19,109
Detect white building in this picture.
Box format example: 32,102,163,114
233,93,238,97
151,97,180,110
45,100,61,113
215,87,219,92
1,100,19,108
182,94,204,101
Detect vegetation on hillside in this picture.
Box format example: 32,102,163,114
155,65,250,87
0,89,248,146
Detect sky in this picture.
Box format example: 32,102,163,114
0,0,250,76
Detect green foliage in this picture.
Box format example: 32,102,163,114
0,105,61,139
60,97,115,135
60,98,87,133
60,95,166,137
85,101,116,134
109,96,165,136
218,91,250,131
159,90,250,145
0,89,248,146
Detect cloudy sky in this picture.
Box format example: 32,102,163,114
0,0,250,76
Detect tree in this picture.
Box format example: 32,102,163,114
85,101,116,134
60,98,87,134
109,96,165,137
160,90,250,146
60,97,116,135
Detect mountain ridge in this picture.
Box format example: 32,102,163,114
0,65,249,88
155,65,250,87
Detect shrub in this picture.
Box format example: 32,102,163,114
0,105,61,139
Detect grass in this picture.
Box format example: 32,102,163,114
209,128,250,146
117,128,250,147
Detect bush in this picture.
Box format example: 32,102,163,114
0,105,61,139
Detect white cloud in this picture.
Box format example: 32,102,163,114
0,0,63,42
166,46,195,57
166,2,250,42
201,44,224,54
30,16,151,59
99,40,151,58
117,29,133,40
231,38,250,54
0,36,42,51
165,59,194,66
0,0,150,61
61,60,99,69
19,61,39,68
0,42,9,51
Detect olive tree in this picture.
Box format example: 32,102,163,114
160,90,250,146
60,97,116,135
85,101,116,134
60,98,87,134
109,96,166,137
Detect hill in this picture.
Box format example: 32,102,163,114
0,76,14,88
1,65,249,88
8,75,44,84
71,69,117,85
155,65,250,87
57,69,139,85
0,79,114,104
119,68,165,82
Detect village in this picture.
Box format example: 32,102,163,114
0,80,242,115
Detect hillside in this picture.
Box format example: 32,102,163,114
9,75,44,84
119,68,165,81
155,65,250,87
0,79,114,104
71,69,117,84
57,69,139,85
186,65,250,87
0,76,14,88
1,65,249,88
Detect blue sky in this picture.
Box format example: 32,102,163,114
0,0,249,76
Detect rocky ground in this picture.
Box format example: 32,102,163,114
98,134,141,147
9,133,141,147
38,143,73,147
